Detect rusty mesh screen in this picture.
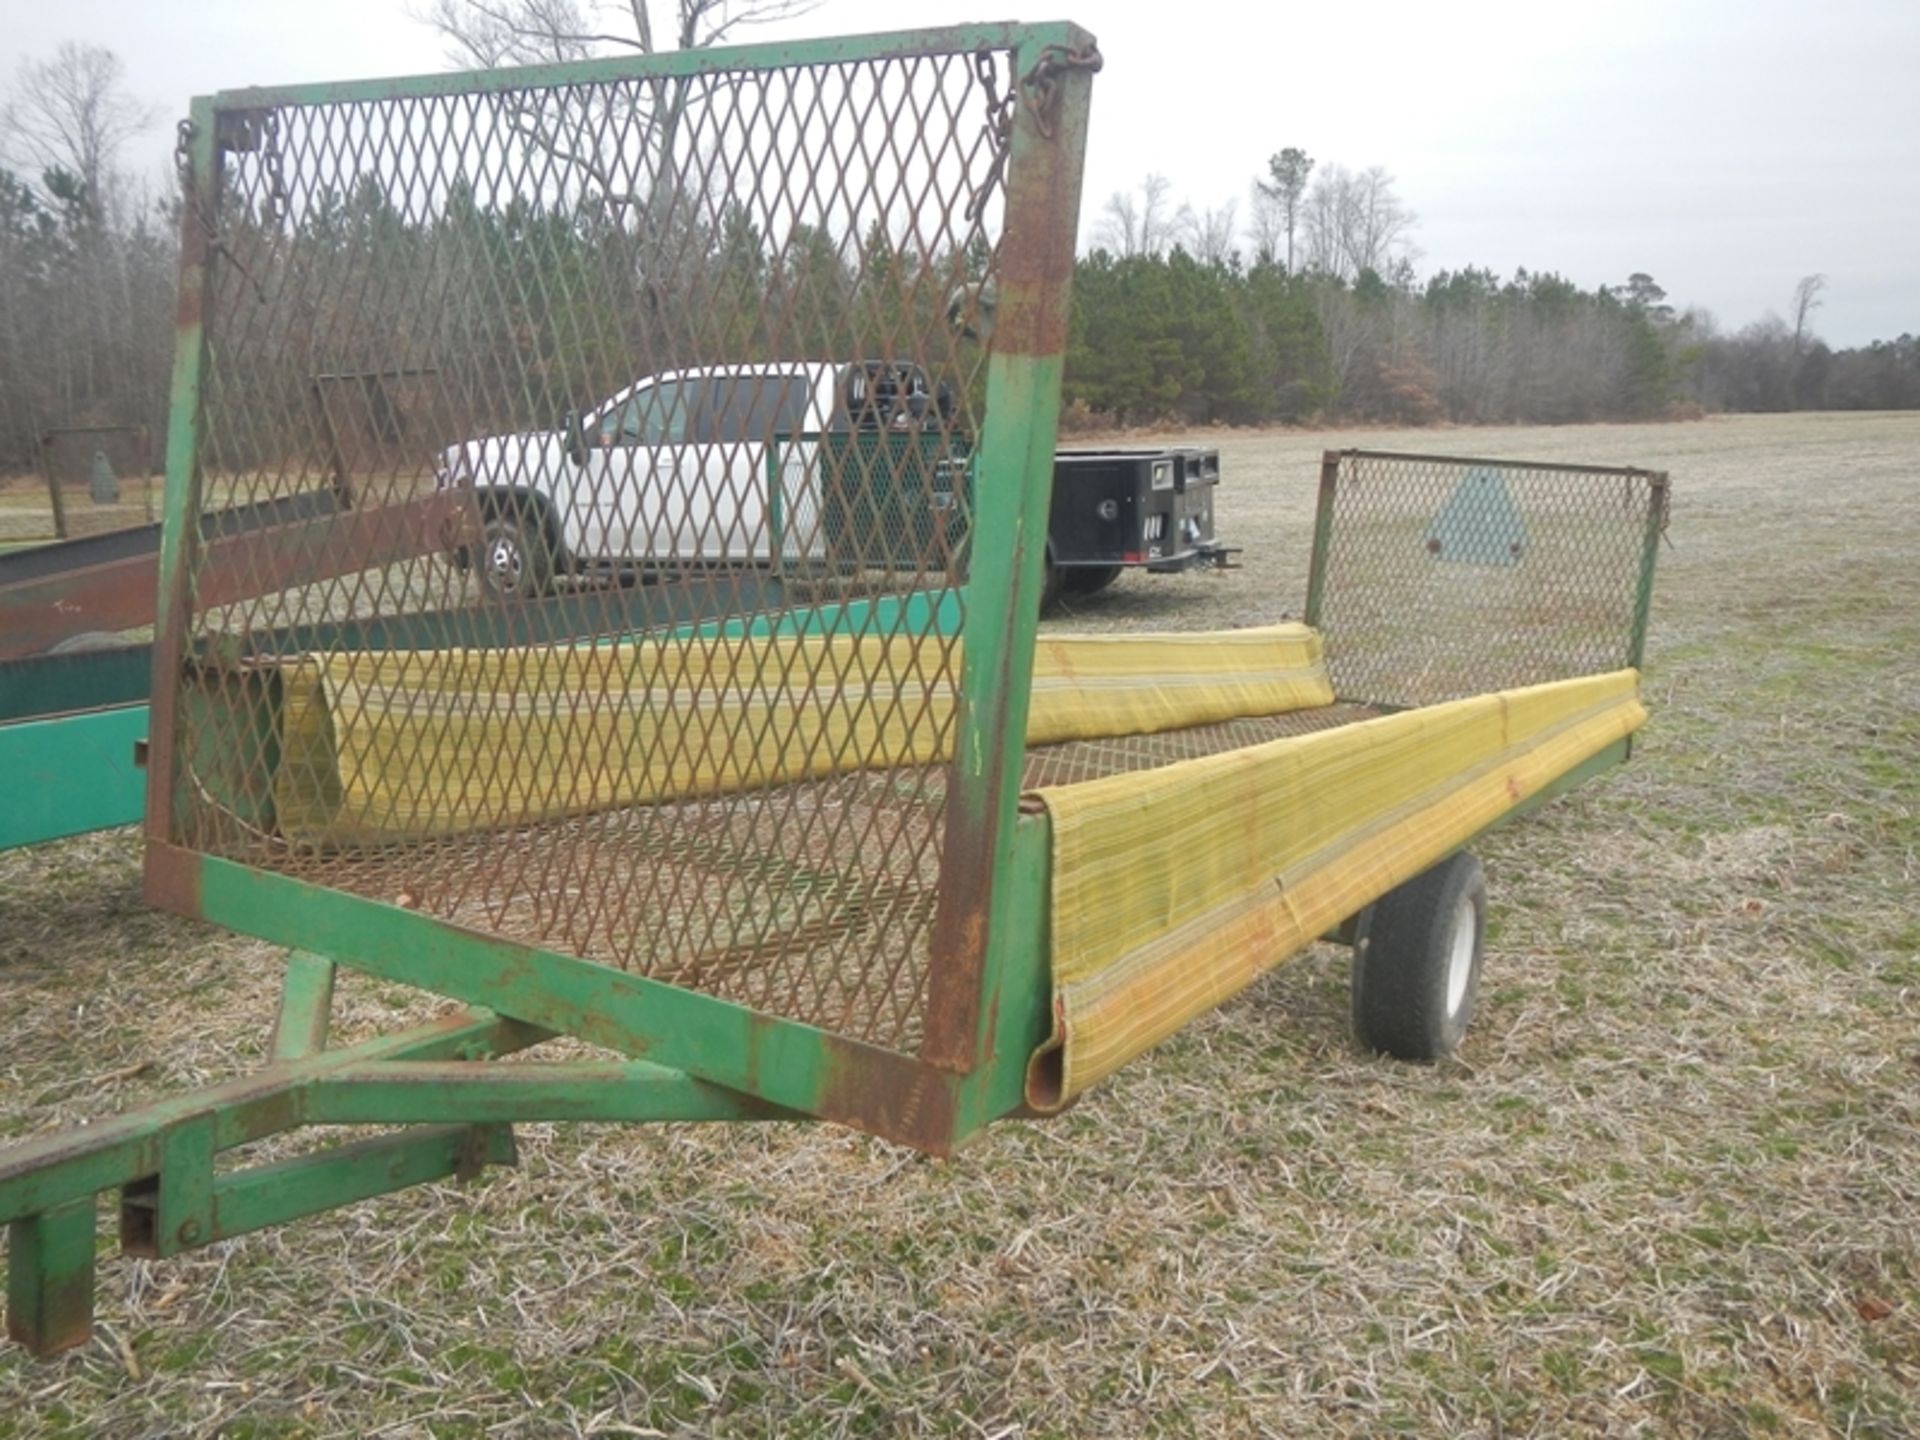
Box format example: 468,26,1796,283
1307,450,1665,709
41,425,156,537
164,44,1039,1054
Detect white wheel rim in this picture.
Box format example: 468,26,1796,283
1444,893,1477,1018
488,537,522,587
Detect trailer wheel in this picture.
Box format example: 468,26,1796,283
1351,850,1486,1061
478,511,555,601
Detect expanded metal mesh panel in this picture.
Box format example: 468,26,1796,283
779,430,973,580
1018,702,1383,790
162,38,1064,1055
245,701,1377,1051
1308,451,1664,709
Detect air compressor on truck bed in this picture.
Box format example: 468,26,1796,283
437,360,1233,611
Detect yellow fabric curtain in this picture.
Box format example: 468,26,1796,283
1024,668,1646,1109
272,623,1332,844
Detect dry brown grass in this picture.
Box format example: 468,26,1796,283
3,411,1918,1438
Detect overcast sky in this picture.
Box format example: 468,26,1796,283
9,0,1915,345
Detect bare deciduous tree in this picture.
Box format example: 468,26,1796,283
0,44,173,474
1789,272,1826,357
420,0,824,209
1246,187,1282,262
1096,188,1137,257
1301,163,1416,283
1095,172,1178,257
1181,199,1238,266
2,41,157,226
424,0,823,68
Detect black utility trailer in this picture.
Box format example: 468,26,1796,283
1044,446,1233,608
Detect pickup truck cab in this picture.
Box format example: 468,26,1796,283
438,361,1229,608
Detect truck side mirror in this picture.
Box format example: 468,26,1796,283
563,409,589,467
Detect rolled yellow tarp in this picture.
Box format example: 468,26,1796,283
1024,667,1646,1109
271,623,1333,844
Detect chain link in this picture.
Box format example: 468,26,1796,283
1021,41,1104,141
967,40,1103,216
173,119,199,207
260,111,289,225
174,111,273,303
966,47,1017,226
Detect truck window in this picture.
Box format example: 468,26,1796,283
602,379,708,446
696,375,811,443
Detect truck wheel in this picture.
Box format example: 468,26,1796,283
478,512,554,601
1351,850,1486,1061
1039,553,1066,616
1062,564,1122,598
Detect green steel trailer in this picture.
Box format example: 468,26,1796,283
0,23,1664,1359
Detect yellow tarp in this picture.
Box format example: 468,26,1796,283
272,623,1332,844
1024,668,1646,1109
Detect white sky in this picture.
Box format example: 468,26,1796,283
8,0,1916,345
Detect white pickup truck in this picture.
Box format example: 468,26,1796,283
436,360,1229,608
437,362,868,597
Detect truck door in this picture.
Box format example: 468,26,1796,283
584,378,706,563
688,373,814,563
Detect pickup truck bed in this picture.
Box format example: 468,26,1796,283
793,432,1231,610
1047,446,1231,604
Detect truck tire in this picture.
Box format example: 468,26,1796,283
478,510,555,601
1061,563,1122,598
1039,552,1066,616
1350,850,1486,1061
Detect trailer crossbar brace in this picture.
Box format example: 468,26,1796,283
0,952,786,1355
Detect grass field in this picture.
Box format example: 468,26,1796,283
0,473,163,544
2,411,1916,1437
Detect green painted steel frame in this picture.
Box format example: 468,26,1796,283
212,23,1088,108
2,806,1049,1352
2,813,1050,1354
1303,450,1340,629
0,949,810,1354
144,804,1055,1152
142,91,216,865
1627,473,1669,672
140,24,1094,1154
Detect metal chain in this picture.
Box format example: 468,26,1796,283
966,47,1017,225
173,119,206,229
174,111,273,304
1020,41,1104,141
261,111,289,226
965,39,1102,225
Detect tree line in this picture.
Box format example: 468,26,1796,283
2,40,1916,479
0,44,176,477
1062,158,1918,428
